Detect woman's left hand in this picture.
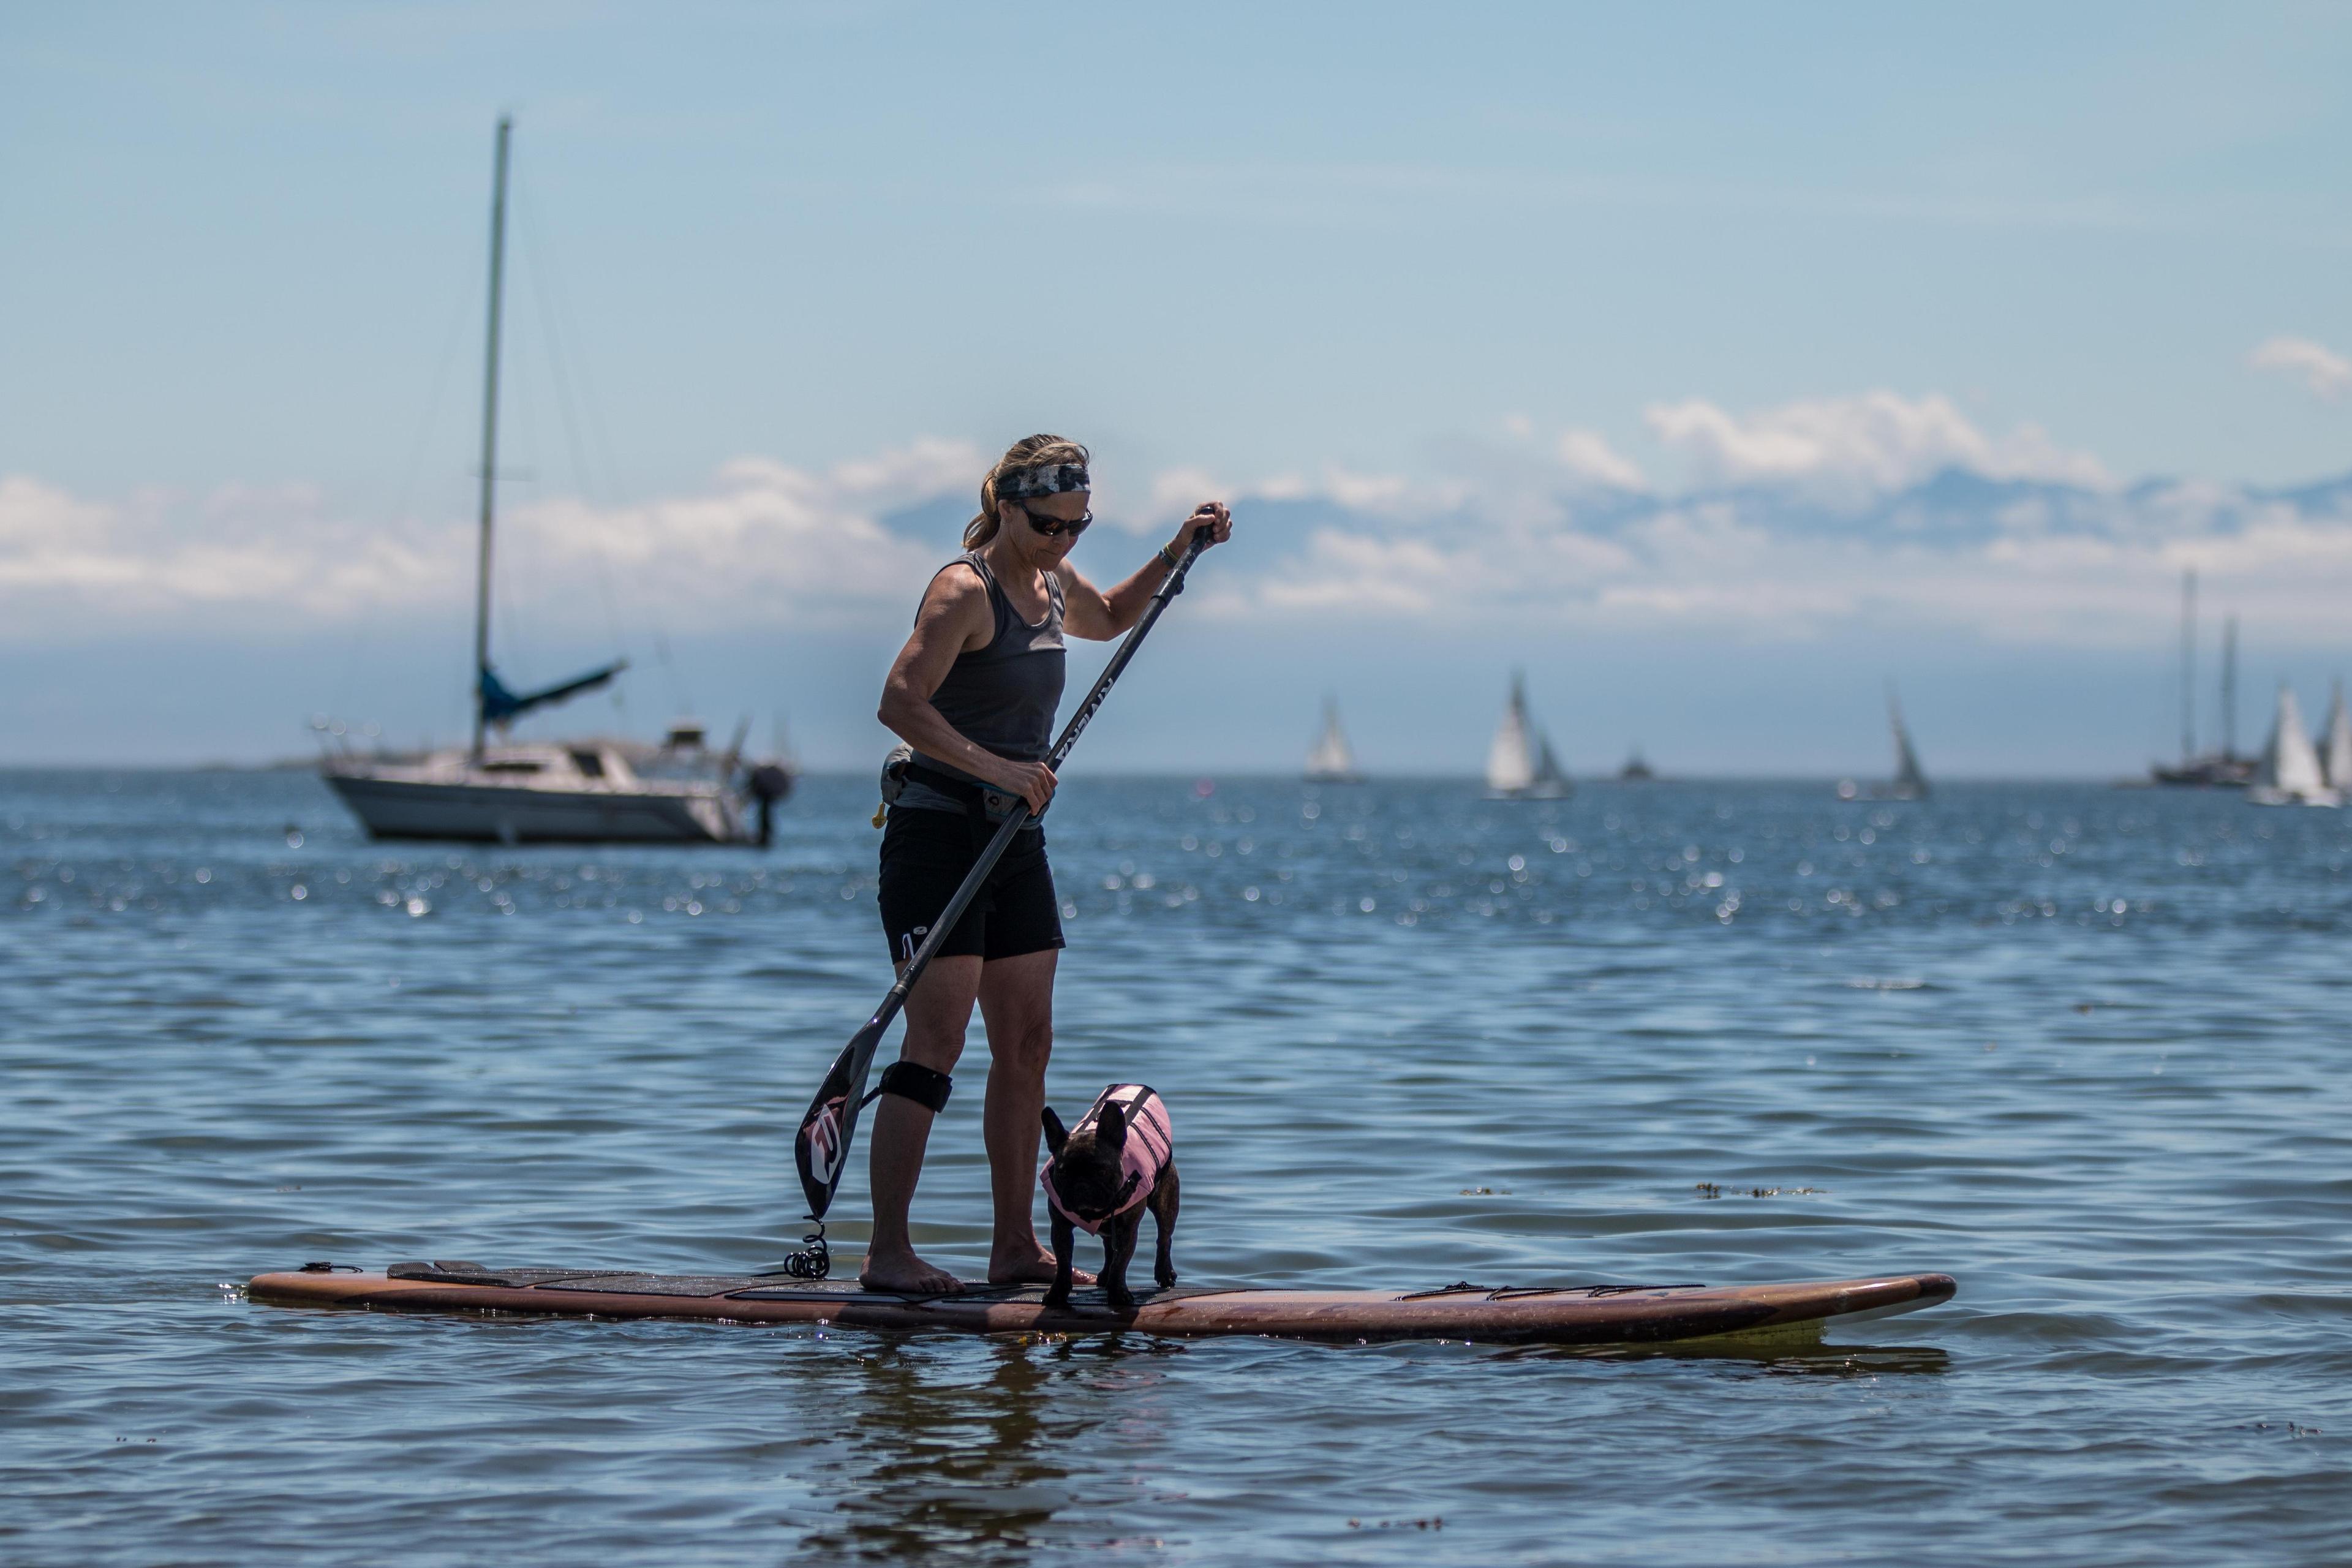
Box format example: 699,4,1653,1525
1169,502,1232,557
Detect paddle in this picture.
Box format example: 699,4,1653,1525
787,529,1216,1268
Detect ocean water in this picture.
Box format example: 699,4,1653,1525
6,768,2351,1566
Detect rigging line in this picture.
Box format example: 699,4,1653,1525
495,288,537,693
513,181,632,665
514,176,693,717
329,239,482,725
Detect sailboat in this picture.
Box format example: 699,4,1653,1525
322,119,791,846
2322,680,2352,794
1304,696,1363,783
1834,691,1928,804
1879,686,1930,801
2151,571,2253,787
1485,672,1570,799
2248,683,2340,807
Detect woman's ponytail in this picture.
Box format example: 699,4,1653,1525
966,434,1090,550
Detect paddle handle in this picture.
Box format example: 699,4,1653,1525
794,529,1215,1221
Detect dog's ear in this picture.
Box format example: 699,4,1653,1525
1096,1101,1128,1148
1041,1106,1068,1155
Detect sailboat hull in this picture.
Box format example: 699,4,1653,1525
325,771,746,845
2151,757,2253,788
2248,786,2342,809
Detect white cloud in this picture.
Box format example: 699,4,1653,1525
0,475,457,614
511,449,951,616
1115,465,1227,533
2250,335,2352,401
9,398,2352,658
1645,390,2110,500
0,446,967,643
1556,429,1646,490
1219,463,2352,650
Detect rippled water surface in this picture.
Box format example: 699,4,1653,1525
7,769,2352,1565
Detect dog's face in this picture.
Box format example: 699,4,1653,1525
1041,1101,1131,1224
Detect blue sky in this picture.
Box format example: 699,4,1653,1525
4,3,2351,772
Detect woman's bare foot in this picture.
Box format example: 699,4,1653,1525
989,1242,1093,1287
859,1246,963,1295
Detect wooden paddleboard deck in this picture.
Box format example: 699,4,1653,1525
249,1262,1956,1346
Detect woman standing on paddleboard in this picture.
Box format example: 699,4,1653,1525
863,434,1231,1294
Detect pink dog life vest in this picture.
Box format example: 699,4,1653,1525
1040,1083,1172,1235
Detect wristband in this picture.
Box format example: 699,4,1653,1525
1157,541,1181,571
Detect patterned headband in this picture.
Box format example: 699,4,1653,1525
997,462,1090,500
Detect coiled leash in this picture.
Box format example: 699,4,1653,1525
772,1063,956,1280
768,1225,831,1280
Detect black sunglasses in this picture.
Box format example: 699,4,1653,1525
1017,503,1092,540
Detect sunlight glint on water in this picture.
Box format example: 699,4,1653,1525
5,770,2351,1565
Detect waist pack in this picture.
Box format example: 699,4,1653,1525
875,742,1028,829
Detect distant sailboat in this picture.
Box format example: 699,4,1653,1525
1618,747,1655,782
1863,685,1929,802
1305,696,1363,783
2249,683,2341,807
2151,571,2253,787
1889,695,1929,800
2323,681,2352,794
321,118,791,846
1486,672,1570,799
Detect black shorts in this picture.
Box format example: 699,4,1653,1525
877,807,1065,964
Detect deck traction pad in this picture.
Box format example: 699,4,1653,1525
385,1261,1259,1308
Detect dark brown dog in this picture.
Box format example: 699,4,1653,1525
1039,1084,1178,1311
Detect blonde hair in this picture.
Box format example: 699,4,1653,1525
965,434,1090,550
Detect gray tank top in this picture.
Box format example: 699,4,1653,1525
898,552,1067,821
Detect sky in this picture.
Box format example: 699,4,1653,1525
4,2,2350,774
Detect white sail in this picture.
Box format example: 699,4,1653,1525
1305,697,1361,783
2324,681,2352,793
2251,683,2339,806
1486,674,1537,794
1528,731,1572,799
1887,688,1929,800
1487,673,1570,797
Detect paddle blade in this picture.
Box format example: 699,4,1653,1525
794,1016,886,1219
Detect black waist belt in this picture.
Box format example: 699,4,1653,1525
903,762,1033,827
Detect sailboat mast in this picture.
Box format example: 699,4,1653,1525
2179,567,2196,764
470,116,513,761
2222,614,2239,761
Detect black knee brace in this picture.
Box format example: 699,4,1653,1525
878,1061,953,1114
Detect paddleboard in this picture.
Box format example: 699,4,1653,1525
249,1261,1954,1346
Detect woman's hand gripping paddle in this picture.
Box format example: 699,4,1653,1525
787,530,1215,1275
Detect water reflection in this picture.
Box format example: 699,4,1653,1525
795,1336,1180,1562
1547,1341,1954,1376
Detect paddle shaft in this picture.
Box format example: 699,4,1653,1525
794,530,1214,1220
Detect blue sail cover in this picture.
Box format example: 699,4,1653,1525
480,660,627,725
